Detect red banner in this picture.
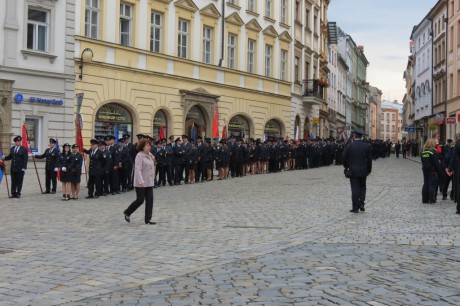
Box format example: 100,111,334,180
212,107,219,139
77,118,84,153
21,124,32,154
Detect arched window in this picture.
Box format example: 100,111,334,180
152,110,168,140
264,119,282,139
228,115,250,141
95,103,133,139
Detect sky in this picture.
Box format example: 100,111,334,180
328,0,438,102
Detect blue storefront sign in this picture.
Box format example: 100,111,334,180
405,126,416,133
14,93,63,106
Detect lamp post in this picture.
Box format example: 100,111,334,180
79,48,94,80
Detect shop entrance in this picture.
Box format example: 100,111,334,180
95,103,133,139
185,105,207,142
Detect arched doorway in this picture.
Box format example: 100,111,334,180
95,103,133,139
228,115,250,141
264,119,282,140
304,117,310,140
152,110,168,140
294,115,301,140
185,105,207,141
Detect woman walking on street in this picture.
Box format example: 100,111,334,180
123,139,157,224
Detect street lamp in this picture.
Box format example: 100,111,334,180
79,48,94,80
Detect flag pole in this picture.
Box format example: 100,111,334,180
32,154,43,194
23,123,43,194
82,153,88,183
0,141,11,198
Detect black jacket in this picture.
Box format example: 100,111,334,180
4,146,28,173
35,147,60,170
342,140,372,178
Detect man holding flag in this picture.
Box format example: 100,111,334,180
1,136,28,198
34,138,60,194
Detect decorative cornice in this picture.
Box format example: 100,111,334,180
225,12,244,26
174,0,199,13
245,18,262,32
262,25,279,38
200,3,221,18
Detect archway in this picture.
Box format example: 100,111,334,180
264,119,283,140
95,103,133,139
185,105,207,141
228,115,251,141
152,109,169,140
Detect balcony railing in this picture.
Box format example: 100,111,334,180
302,79,326,100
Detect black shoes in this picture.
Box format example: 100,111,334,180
360,207,365,212
85,195,94,199
349,209,359,213
442,197,447,200
51,190,56,194
43,190,51,194
145,221,156,225
124,214,130,223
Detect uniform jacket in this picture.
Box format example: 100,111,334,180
133,151,155,187
4,146,28,173
35,147,60,170
422,149,442,173
70,152,83,174
84,148,106,176
342,140,372,178
58,152,73,171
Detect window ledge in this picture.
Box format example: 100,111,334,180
295,20,303,27
264,16,275,23
246,10,259,17
279,22,290,30
226,2,241,10
21,49,57,63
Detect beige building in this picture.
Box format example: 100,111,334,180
380,100,403,143
446,0,460,139
75,0,299,143
368,85,382,139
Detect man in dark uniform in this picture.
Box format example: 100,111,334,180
181,135,192,184
34,138,60,194
195,136,204,182
84,139,105,199
99,140,112,196
106,135,121,195
173,137,185,185
118,137,131,192
2,136,28,198
342,129,372,213
235,138,245,177
166,135,176,184
123,133,135,190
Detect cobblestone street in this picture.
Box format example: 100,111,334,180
1,156,459,305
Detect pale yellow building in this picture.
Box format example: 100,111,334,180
75,0,295,142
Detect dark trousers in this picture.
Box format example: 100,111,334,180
11,171,25,196
174,163,183,183
102,172,110,194
402,149,407,158
88,174,102,197
110,168,119,193
230,158,237,177
235,160,243,177
118,167,130,190
442,174,453,199
124,187,154,223
195,161,202,182
184,163,190,182
45,169,57,192
422,172,437,203
350,177,367,211
126,163,133,189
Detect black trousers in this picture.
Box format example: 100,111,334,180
45,169,57,192
110,168,119,192
11,170,25,196
422,172,437,203
350,177,367,211
174,163,184,183
230,158,237,177
124,187,154,223
88,174,102,197
195,161,202,182
102,172,110,194
126,163,133,188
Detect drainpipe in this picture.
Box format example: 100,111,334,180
218,0,225,67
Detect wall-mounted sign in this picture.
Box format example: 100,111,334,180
96,104,131,123
14,93,64,106
446,117,456,124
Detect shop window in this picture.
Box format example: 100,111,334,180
95,103,133,140
229,115,250,141
152,110,168,140
25,116,41,153
264,119,282,139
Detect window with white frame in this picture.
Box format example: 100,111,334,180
228,34,237,69
294,57,299,82
27,8,49,52
281,0,287,23
120,3,132,46
265,44,272,77
150,12,162,52
248,0,255,12
280,49,287,81
178,19,189,58
85,0,99,39
203,27,212,64
265,0,272,17
228,0,237,5
247,39,255,73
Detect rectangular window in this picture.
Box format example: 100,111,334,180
120,3,132,46
85,0,99,39
295,1,300,21
25,117,41,154
178,19,189,58
306,9,310,28
280,49,287,81
248,0,255,12
265,0,271,17
27,8,49,52
203,27,212,64
450,26,454,51
265,44,272,77
229,0,237,4
314,15,318,32
150,12,162,52
294,56,299,82
247,39,255,73
449,73,454,98
281,0,287,23
228,34,237,69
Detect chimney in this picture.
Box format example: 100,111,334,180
357,45,364,51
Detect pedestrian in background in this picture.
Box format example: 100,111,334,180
124,139,157,225
447,134,460,214
395,141,401,158
342,129,372,213
421,138,442,204
34,138,59,194
59,143,73,201
1,136,28,198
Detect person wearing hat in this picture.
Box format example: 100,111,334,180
34,138,60,194
123,134,135,190
118,138,131,192
69,144,83,199
98,140,112,196
165,136,176,185
83,139,106,199
105,135,121,195
342,128,372,213
2,136,28,198
173,137,185,185
58,143,73,201
181,135,192,184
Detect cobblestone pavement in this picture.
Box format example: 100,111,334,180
0,156,459,305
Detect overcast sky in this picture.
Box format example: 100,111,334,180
328,0,438,102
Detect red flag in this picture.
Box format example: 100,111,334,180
212,107,219,139
77,119,84,153
159,125,165,139
222,124,227,140
21,124,32,154
57,167,61,181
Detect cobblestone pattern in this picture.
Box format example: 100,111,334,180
0,157,459,305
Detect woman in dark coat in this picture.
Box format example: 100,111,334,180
70,144,83,199
447,134,460,214
59,143,73,201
